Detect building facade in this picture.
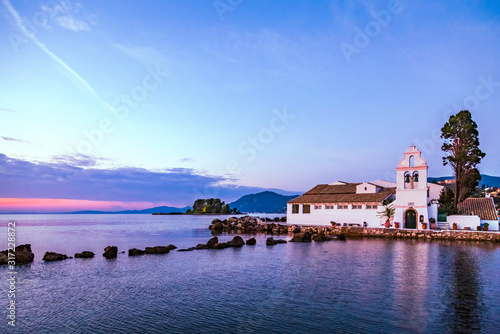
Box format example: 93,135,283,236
287,145,443,228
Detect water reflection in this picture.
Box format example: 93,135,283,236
391,240,430,333
450,248,483,333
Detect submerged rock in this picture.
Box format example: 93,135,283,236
103,246,118,259
177,248,195,252
75,251,95,258
43,252,69,262
0,244,35,265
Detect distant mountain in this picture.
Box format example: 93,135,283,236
68,206,192,214
428,174,500,188
229,191,300,214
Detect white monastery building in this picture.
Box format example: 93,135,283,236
287,145,445,229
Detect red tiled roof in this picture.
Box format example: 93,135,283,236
288,183,395,204
458,198,498,221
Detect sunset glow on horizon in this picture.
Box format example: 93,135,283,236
0,198,159,213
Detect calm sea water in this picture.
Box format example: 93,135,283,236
1,214,500,333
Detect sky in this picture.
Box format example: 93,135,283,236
1,0,500,212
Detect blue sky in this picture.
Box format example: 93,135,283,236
1,0,499,210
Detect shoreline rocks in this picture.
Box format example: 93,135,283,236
209,216,288,234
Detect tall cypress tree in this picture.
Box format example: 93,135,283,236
441,110,485,206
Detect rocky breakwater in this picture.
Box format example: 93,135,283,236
209,216,288,234
129,245,177,256
0,244,35,265
177,236,251,251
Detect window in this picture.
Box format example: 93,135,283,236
366,204,378,210
303,204,310,214
409,155,414,167
325,204,334,209
338,205,348,209
352,204,362,209
292,204,299,214
314,204,322,210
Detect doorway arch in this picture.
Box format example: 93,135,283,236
405,208,417,229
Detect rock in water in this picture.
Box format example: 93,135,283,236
177,247,195,252
227,236,245,248
290,232,312,242
75,251,95,258
103,246,118,259
211,221,223,231
312,234,326,242
43,252,69,262
266,237,276,246
145,246,170,254
246,237,257,245
128,248,145,256
0,244,35,265
195,244,209,250
206,237,219,248
0,253,7,265
166,244,177,251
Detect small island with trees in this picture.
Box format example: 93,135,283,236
153,198,240,215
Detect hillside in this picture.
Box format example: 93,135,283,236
68,206,192,214
428,174,500,188
229,191,300,213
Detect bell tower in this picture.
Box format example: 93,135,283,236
394,145,430,229
396,145,428,190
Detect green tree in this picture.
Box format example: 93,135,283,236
438,188,457,215
441,110,485,206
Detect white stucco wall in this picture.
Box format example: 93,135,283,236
287,203,386,227
447,215,481,230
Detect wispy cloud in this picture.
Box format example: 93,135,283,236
180,157,195,163
112,43,168,65
40,1,92,32
0,107,17,113
2,0,114,114
1,136,30,144
54,16,90,32
0,154,298,206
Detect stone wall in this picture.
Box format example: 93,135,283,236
297,226,500,242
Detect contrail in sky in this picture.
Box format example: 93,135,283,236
2,0,116,115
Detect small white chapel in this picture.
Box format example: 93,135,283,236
287,145,443,229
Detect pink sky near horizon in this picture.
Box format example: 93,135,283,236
0,198,162,213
